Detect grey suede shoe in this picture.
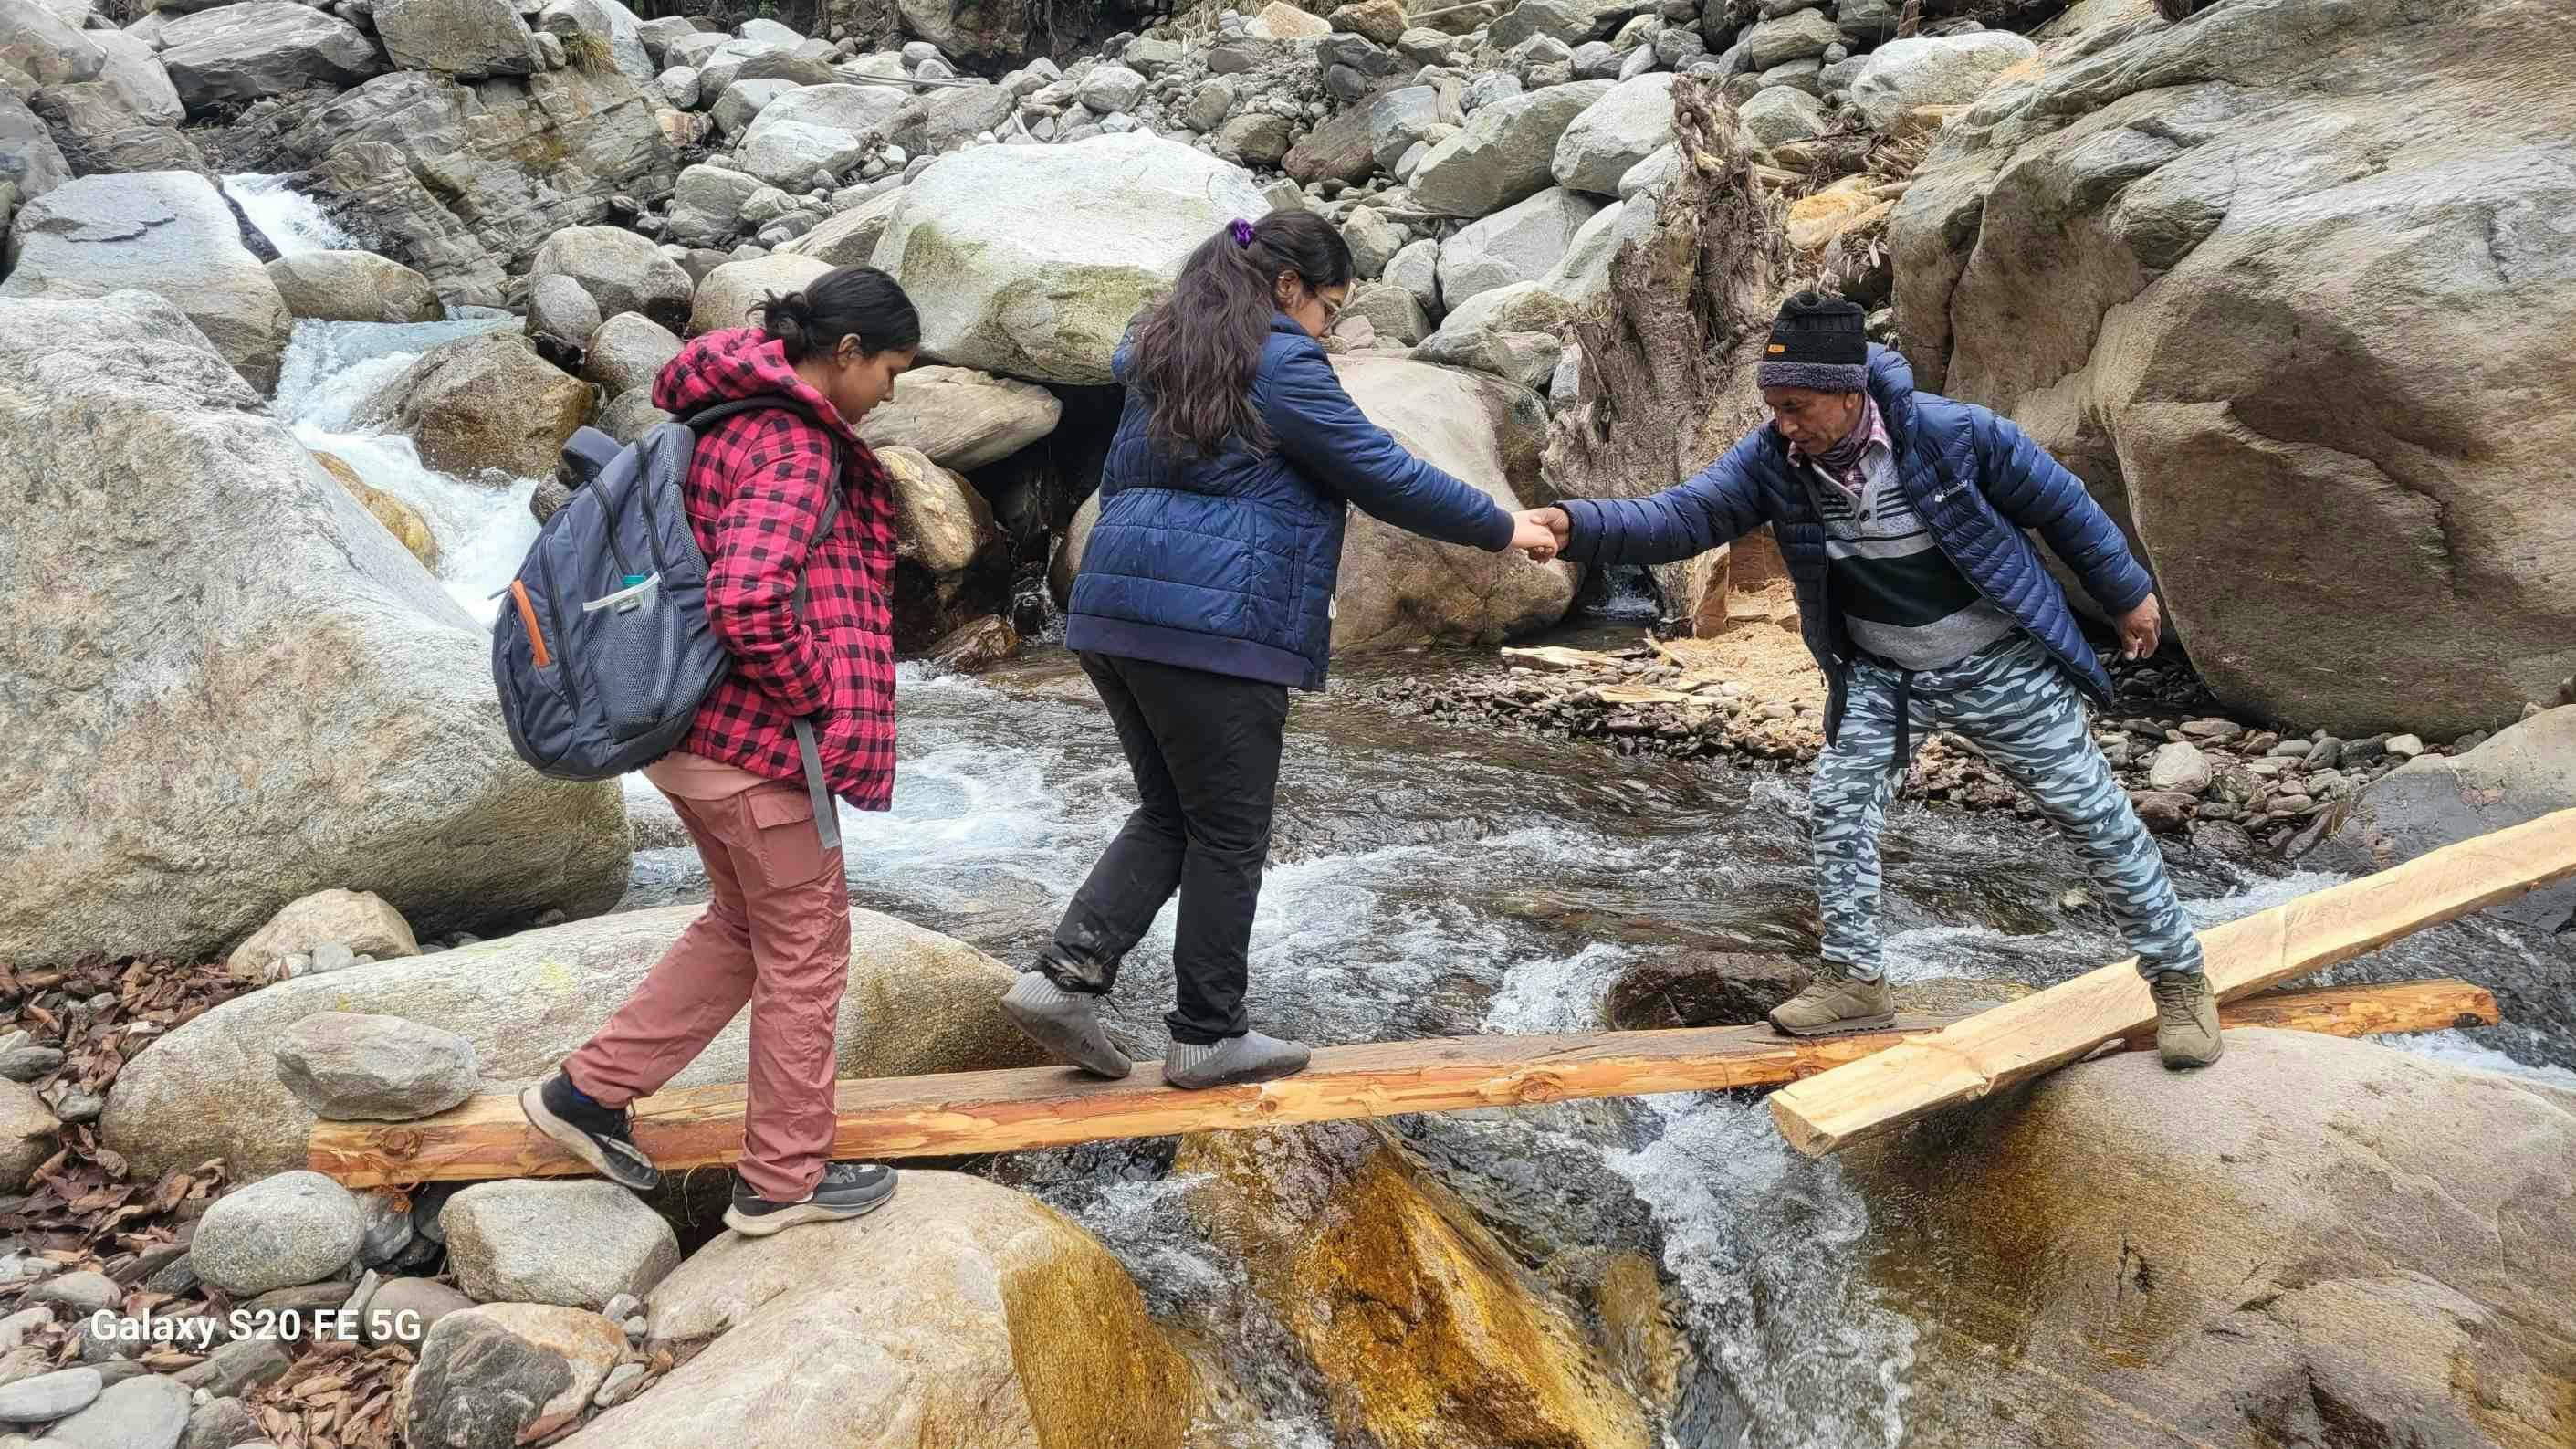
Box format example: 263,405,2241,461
2150,971,2224,1069
1766,973,1897,1037
1000,971,1133,1079
1162,1031,1312,1090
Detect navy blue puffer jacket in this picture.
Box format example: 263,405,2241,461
1560,345,2152,731
1065,315,1516,689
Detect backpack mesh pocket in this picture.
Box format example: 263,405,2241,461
581,574,692,742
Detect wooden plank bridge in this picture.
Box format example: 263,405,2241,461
306,808,2576,1191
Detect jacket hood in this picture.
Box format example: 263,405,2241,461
652,327,862,444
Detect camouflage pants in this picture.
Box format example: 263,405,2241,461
1811,633,2206,982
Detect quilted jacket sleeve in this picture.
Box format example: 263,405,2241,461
1261,339,1516,552
702,424,838,718
1558,427,1773,566
1972,410,2155,616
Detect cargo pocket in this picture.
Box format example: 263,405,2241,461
743,784,833,889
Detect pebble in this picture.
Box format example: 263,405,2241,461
2384,733,2424,759
41,1371,190,1449
0,1308,47,1352
2265,740,2311,758
601,1294,640,1325
592,1361,646,1408
2246,757,2297,779
0,1049,62,1083
2307,737,2343,770
55,1092,103,1125
308,942,357,975
0,1366,102,1423
27,1271,121,1316
173,1337,292,1397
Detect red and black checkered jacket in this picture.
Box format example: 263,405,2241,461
652,328,898,811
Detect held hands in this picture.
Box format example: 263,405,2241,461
2116,593,2162,661
1512,507,1572,562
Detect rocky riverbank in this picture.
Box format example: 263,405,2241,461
1346,627,2576,858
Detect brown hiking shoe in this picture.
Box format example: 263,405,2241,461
1767,973,1896,1037
2150,971,2223,1069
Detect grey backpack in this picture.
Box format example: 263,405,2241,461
491,395,843,848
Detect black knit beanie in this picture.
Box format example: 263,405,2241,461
1756,291,1868,393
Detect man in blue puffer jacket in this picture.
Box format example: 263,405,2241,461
1523,293,2222,1067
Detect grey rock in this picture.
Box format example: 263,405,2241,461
530,275,602,361
1464,70,1522,112
666,163,763,246
2146,741,2214,794
273,1012,482,1123
1213,110,1294,166
182,1396,263,1449
0,1050,60,1083
53,1092,101,1125
1409,79,1612,217
1386,236,1441,319
374,0,537,79
173,1338,290,1397
442,1180,680,1309
1572,39,1620,78
710,75,796,136
1738,5,1837,68
1436,185,1601,306
537,0,654,84
1186,78,1238,131
362,1277,473,1344
41,1372,190,1449
530,224,693,330
189,1171,366,1297
1490,0,1593,48
402,1306,619,1449
1075,62,1146,114
0,92,69,208
1848,32,2035,129
1,0,103,87
856,364,1061,471
581,310,682,399
1365,84,1440,172
1549,70,1676,195
354,1191,415,1268
591,1360,645,1407
1340,205,1406,278
1733,81,1827,151
1755,56,1821,95
157,3,379,112
141,1255,200,1298
1341,281,1432,345
0,172,291,394
0,1367,100,1423
656,63,698,107
27,1271,120,1315
266,251,445,325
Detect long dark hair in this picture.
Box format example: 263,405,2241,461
753,265,920,362
1128,210,1353,458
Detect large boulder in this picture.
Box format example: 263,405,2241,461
0,291,626,974
1848,1030,2576,1448
1848,31,2035,131
2321,706,2576,936
870,133,1269,385
356,330,592,479
891,78,1020,156
266,250,447,324
581,310,681,398
779,186,908,268
83,30,185,126
0,90,70,205
892,0,1031,64
1434,185,1602,309
277,68,681,308
739,81,907,153
1333,356,1576,650
1550,72,1676,198
530,225,692,331
26,69,207,177
536,0,654,84
665,163,762,249
2,172,292,393
1891,0,2576,736
559,1172,1189,1448
1283,99,1381,187
101,904,1043,1180
403,1304,626,1448
1411,79,1612,218
1,0,103,87
858,364,1061,470
157,3,379,113
1179,1122,1651,1449
687,252,829,334
374,0,539,79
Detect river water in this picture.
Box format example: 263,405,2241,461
274,298,2574,1447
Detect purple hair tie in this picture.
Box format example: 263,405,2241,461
1229,218,1255,247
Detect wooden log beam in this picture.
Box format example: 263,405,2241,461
1769,806,2576,1159
307,979,2496,1189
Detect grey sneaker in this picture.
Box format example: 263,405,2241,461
2150,971,2223,1069
1766,972,1897,1037
723,1161,898,1237
1162,1031,1312,1090
1000,971,1133,1078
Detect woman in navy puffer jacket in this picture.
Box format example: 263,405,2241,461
1000,211,1562,1090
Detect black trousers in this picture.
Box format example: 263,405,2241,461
1041,651,1289,1045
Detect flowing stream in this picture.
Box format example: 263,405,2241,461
264,192,2573,1444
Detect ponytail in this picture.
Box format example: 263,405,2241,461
1128,209,1354,459
752,264,921,364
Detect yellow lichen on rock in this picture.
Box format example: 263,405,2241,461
1178,1122,1650,1449
313,450,440,569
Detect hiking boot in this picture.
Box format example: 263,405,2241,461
2150,970,2224,1069
518,1070,660,1192
1766,972,1897,1037
1000,970,1133,1079
1162,1031,1312,1090
723,1162,898,1237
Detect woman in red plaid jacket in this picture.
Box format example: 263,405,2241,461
522,267,916,1237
